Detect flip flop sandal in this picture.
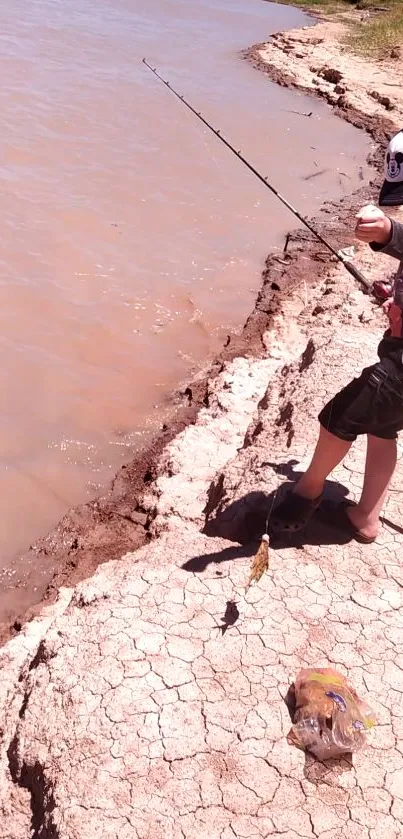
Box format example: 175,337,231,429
270,491,323,533
325,500,377,545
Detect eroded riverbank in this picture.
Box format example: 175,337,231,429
0,3,376,640
245,7,403,142
0,0,372,574
1,10,403,835
2,177,403,837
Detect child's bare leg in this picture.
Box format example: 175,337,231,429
347,434,397,539
294,425,352,500
271,426,352,531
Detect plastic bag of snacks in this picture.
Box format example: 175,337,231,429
287,668,376,759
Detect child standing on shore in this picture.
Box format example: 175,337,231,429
271,131,403,543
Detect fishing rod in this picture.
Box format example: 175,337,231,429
142,58,371,291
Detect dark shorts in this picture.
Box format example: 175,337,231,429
319,352,403,441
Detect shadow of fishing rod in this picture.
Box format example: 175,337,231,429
142,58,371,292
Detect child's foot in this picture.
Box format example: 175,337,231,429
271,489,323,533
342,502,379,542
324,500,379,544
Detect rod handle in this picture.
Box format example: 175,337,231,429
343,260,372,291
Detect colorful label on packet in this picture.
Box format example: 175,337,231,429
305,672,346,687
326,691,347,713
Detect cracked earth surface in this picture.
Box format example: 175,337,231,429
1,249,403,838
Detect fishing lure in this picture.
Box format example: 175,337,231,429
246,533,270,590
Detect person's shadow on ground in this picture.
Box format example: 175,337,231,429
182,459,354,574
182,457,403,573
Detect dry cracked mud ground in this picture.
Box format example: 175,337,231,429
1,244,403,839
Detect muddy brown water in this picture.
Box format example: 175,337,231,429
0,0,373,595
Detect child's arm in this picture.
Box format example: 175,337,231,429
375,219,403,261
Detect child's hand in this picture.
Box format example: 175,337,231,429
355,204,392,245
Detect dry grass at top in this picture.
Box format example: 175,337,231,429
270,0,403,59
346,2,403,58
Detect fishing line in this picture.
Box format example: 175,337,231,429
143,59,371,291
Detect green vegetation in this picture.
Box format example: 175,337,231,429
272,0,403,58
273,0,354,9
346,2,403,58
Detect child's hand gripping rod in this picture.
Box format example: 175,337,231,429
142,59,372,292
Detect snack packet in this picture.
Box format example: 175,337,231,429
288,668,376,760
